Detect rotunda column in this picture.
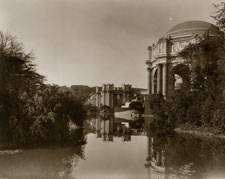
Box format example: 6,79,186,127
157,64,162,94
162,63,168,96
147,67,152,95
151,70,155,94
146,46,153,95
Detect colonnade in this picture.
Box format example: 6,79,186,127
147,62,168,96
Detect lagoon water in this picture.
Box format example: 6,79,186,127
0,116,225,179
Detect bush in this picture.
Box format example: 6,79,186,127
148,94,175,129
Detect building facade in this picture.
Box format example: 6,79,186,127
146,20,218,97
90,84,146,109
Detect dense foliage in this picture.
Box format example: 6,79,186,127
0,32,87,146
70,85,95,102
149,2,225,130
59,85,95,103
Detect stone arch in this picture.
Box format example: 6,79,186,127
171,64,190,90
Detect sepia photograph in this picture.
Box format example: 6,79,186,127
0,0,225,178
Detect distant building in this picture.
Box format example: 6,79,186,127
89,84,146,109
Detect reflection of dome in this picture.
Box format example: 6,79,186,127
167,20,218,38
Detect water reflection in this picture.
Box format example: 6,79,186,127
0,146,85,179
1,115,225,179
90,114,145,142
0,128,86,179
144,116,225,179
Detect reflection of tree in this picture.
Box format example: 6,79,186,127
165,134,199,178
0,144,86,179
70,128,87,146
167,134,225,178
56,128,87,179
145,130,225,179
60,145,86,179
145,132,166,179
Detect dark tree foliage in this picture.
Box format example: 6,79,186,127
179,35,225,93
212,2,225,33
129,101,144,113
148,94,174,129
18,85,87,145
0,32,44,141
0,32,87,146
167,34,225,128
167,89,194,125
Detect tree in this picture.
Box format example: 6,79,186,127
0,32,45,141
178,23,225,127
212,2,225,33
0,32,87,145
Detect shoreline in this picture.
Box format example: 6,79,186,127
174,126,225,140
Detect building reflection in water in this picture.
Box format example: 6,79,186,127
144,116,167,179
145,136,166,179
143,116,225,179
87,115,225,179
92,114,145,142
92,115,196,179
144,130,202,179
144,116,200,179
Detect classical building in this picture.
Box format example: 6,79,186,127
146,20,218,97
90,84,147,109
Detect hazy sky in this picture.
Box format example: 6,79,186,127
0,0,222,88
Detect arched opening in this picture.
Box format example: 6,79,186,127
171,64,190,90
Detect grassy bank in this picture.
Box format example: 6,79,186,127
175,124,225,140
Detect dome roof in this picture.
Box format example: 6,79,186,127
167,20,217,38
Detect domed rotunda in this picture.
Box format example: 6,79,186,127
145,20,218,97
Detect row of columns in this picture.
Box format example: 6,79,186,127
147,63,168,96
96,90,131,109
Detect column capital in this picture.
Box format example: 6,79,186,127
145,60,152,65
157,63,162,68
148,46,152,50
147,67,152,72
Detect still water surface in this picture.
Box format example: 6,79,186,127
0,115,225,179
